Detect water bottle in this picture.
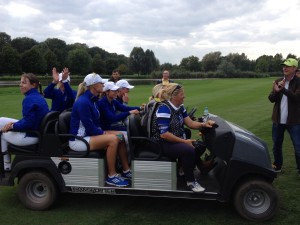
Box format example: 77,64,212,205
203,106,209,122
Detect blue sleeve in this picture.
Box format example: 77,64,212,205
156,104,171,135
13,97,39,130
43,83,56,99
99,100,130,123
78,100,103,136
182,106,188,118
63,82,76,104
114,100,140,112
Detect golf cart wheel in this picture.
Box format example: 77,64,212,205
234,179,278,221
18,171,57,210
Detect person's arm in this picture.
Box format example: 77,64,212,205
63,82,76,105
43,83,56,99
77,101,104,136
281,78,300,101
115,100,140,112
13,97,38,130
99,100,130,123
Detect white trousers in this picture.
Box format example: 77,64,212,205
0,117,38,162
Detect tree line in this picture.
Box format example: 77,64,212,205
0,31,298,78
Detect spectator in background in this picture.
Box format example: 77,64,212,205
109,69,121,83
156,70,173,85
44,67,77,112
0,73,49,171
268,58,300,176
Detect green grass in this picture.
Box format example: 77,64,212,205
0,78,299,225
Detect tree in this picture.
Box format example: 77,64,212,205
11,37,38,53
180,56,201,72
144,49,157,74
202,51,222,72
21,48,47,74
65,48,92,74
217,59,236,76
105,58,119,74
255,55,273,73
91,54,105,74
44,38,67,68
160,63,173,71
0,44,21,74
129,47,145,75
0,32,11,50
44,50,59,73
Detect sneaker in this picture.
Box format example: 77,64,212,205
4,162,11,172
187,181,205,193
121,170,132,180
106,174,129,187
272,164,281,173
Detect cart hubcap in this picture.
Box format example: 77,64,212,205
244,189,270,214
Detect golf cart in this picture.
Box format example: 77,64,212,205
0,110,278,221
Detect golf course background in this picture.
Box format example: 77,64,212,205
0,78,299,225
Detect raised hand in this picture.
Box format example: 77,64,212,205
52,67,59,84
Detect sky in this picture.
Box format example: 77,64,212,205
1,0,300,64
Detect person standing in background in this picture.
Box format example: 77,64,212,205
268,58,300,176
156,70,173,85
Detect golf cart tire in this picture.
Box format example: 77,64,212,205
233,178,278,221
18,171,58,210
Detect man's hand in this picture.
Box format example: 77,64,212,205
52,67,59,84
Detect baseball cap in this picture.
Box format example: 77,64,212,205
58,73,70,82
281,58,298,67
103,81,120,91
84,73,103,86
116,79,134,89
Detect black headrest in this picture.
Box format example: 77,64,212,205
40,111,60,131
58,111,71,134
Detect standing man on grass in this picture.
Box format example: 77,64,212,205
268,58,300,176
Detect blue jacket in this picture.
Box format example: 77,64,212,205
98,96,140,131
13,88,49,136
70,90,104,138
44,82,76,112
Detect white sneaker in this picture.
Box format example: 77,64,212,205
187,181,205,193
4,162,11,171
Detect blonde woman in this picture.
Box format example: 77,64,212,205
69,73,131,187
150,84,215,192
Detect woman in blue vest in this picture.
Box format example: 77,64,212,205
0,73,49,171
44,67,77,112
151,84,215,193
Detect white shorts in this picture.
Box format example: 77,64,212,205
69,136,91,151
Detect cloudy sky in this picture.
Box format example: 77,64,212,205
1,0,300,64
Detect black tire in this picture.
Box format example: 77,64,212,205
233,179,278,221
18,171,58,210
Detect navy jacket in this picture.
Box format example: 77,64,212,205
14,88,49,135
70,90,104,138
44,82,76,112
98,96,140,131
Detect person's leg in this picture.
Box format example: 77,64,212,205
287,124,300,171
89,134,119,176
163,141,195,182
272,123,286,168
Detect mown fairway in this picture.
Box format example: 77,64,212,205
0,78,299,225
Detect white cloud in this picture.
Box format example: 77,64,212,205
1,0,300,64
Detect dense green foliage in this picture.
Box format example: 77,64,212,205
0,79,299,225
0,32,299,78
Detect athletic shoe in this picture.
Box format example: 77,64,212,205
4,162,11,172
272,164,281,173
106,174,129,187
187,181,205,193
121,170,132,180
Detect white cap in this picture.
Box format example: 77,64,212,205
116,79,134,89
59,73,70,82
84,73,103,86
103,81,120,91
